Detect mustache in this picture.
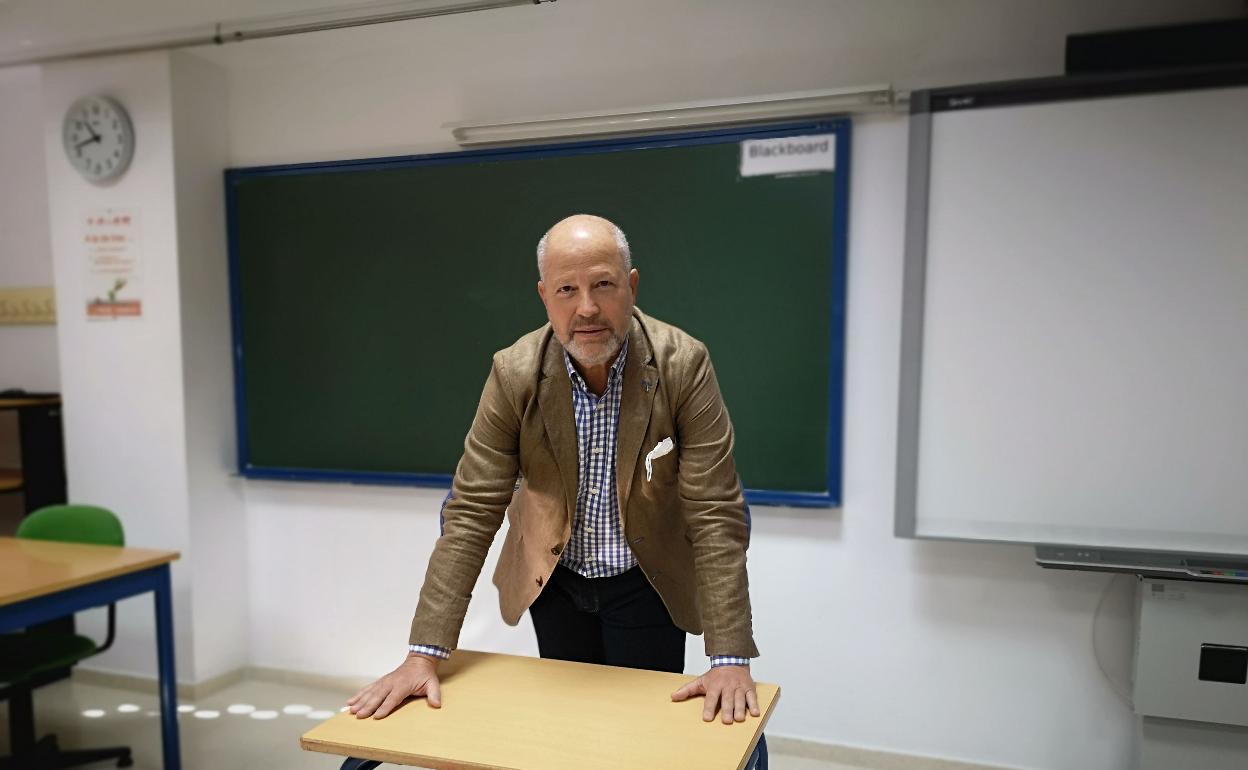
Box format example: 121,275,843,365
570,320,610,331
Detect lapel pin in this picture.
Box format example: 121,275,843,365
642,380,654,392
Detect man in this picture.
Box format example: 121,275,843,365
348,214,760,725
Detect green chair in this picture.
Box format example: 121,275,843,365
0,505,134,769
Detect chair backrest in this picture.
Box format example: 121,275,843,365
17,504,125,547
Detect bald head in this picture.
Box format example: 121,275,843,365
536,214,631,280
535,214,639,374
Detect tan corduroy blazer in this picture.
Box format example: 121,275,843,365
408,308,758,658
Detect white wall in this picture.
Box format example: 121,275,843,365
170,51,251,682
195,2,1238,769
0,64,55,529
0,65,59,391
41,52,197,678
39,51,248,684
765,114,1137,766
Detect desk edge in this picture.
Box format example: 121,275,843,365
0,548,180,607
300,684,781,770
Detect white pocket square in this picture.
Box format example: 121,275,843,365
644,437,675,482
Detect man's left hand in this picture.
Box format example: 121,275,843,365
670,665,761,724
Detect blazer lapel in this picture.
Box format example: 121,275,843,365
537,334,580,523
616,313,657,520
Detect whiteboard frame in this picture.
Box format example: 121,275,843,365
895,64,1248,554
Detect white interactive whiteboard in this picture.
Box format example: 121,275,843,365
897,69,1248,560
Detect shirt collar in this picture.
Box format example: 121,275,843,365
563,336,629,394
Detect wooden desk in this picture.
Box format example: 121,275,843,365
302,650,779,770
0,397,61,410
0,468,21,493
0,537,182,769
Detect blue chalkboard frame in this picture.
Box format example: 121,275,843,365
226,118,851,507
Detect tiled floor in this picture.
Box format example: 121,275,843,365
0,676,870,770
0,677,346,770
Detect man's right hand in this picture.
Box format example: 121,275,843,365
347,652,442,719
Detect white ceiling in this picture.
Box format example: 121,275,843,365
4,0,1246,73
0,0,413,62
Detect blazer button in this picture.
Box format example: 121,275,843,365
551,544,563,555
536,576,543,587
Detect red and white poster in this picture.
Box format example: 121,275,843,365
84,208,142,320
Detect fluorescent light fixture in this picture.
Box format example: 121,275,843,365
0,0,552,67
447,84,895,146
224,0,551,42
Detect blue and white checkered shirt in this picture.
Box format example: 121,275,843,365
412,339,748,667
560,338,635,578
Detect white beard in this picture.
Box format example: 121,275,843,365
565,331,623,368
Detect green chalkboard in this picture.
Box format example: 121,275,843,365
227,121,849,505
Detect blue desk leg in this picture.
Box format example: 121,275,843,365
748,734,768,770
154,564,182,770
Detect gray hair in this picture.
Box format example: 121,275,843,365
536,218,631,278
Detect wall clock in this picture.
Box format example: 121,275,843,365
62,95,135,184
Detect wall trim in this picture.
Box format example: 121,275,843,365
764,735,1021,770
73,666,246,700
242,665,370,693
74,664,370,699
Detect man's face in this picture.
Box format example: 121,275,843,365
537,232,639,369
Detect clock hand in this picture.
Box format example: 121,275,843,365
74,135,102,150
79,118,100,141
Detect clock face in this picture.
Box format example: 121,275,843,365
62,96,135,184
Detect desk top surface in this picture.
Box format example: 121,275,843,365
0,537,179,607
0,469,21,492
302,650,779,770
0,396,61,410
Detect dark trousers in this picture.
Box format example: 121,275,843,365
528,564,686,674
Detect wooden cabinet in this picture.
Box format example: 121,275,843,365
0,394,67,534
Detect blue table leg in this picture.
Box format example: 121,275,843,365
748,734,768,770
154,564,182,770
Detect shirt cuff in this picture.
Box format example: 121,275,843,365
709,655,750,667
408,644,451,660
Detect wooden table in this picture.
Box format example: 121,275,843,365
0,468,21,493
0,397,61,410
302,650,779,770
0,537,182,769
